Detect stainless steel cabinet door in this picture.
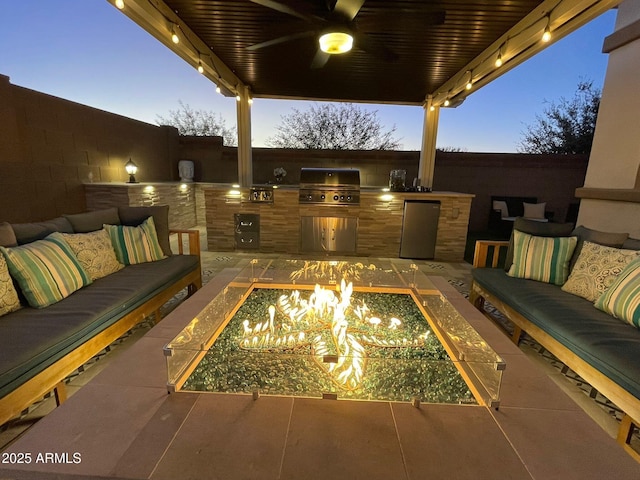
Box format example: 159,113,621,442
300,217,357,253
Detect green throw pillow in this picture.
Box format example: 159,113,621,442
0,232,92,308
0,252,21,316
507,230,577,285
595,257,640,328
104,216,166,265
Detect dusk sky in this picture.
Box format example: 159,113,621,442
0,1,617,152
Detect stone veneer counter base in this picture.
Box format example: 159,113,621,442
204,186,473,261
1,268,638,479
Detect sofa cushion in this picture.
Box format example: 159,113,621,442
118,205,171,257
595,257,640,329
0,222,17,248
507,230,577,285
61,229,124,281
0,253,21,317
64,208,121,233
562,241,640,302
504,218,574,271
0,254,200,399
472,267,640,400
104,217,166,265
622,237,640,251
11,217,74,245
0,233,92,308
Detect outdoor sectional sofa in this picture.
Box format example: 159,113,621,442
0,205,201,426
470,218,640,460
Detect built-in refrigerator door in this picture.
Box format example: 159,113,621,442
399,200,440,259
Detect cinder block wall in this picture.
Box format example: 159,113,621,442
0,75,178,222
0,74,588,233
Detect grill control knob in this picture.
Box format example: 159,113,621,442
340,195,345,201
347,195,352,201
320,194,325,200
307,194,313,201
333,195,339,201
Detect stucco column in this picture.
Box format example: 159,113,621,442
576,0,640,237
418,96,439,189
236,85,253,187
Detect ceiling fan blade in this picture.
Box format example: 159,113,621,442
310,49,330,69
247,30,316,51
354,32,399,63
332,0,365,21
249,0,325,23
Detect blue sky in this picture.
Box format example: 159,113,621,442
0,1,616,152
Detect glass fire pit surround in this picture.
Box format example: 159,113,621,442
165,260,505,407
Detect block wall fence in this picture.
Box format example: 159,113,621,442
0,75,587,231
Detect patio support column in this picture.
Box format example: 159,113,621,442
236,85,253,187
418,96,439,189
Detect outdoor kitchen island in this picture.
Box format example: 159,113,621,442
204,185,473,261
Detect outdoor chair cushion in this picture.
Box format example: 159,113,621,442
472,267,640,401
0,254,200,399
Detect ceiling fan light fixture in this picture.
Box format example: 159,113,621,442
319,32,353,54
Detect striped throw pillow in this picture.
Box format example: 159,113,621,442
0,232,92,308
594,257,640,328
104,216,166,265
507,230,577,285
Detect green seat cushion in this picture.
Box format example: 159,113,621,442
0,254,200,399
473,267,640,400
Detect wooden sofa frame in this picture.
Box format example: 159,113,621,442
0,229,202,427
470,240,640,461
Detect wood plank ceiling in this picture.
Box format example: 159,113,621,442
122,0,619,105
162,0,545,103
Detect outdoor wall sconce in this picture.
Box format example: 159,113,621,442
125,159,139,183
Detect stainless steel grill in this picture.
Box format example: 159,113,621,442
298,168,360,205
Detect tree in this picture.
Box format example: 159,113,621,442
517,80,601,154
156,100,237,146
266,103,402,150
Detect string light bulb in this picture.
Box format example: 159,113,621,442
495,51,503,67
216,85,221,94
465,71,473,90
542,17,551,42
248,98,253,105
171,25,180,44
115,0,125,9
429,105,435,112
443,98,450,107
197,60,204,74
236,94,241,101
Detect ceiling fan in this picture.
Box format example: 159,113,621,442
246,0,446,68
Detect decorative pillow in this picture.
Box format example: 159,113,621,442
104,216,166,265
569,225,629,271
492,200,509,219
0,233,92,308
118,205,171,257
595,258,640,328
0,253,21,316
507,230,577,285
523,202,546,220
61,229,124,281
504,218,575,271
561,241,640,301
